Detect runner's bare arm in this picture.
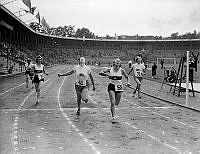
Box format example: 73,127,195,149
128,67,133,75
32,65,35,72
99,68,110,76
131,65,137,79
89,73,95,91
43,67,48,75
58,70,75,77
122,69,130,85
30,64,34,72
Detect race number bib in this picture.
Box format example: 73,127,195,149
135,68,143,77
76,73,87,86
115,84,123,92
77,80,86,86
136,71,142,77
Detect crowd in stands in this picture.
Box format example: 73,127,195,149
1,39,200,75
0,42,27,74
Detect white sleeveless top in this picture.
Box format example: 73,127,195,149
109,67,123,92
109,67,123,85
73,64,91,86
34,64,44,79
25,63,33,71
132,63,145,77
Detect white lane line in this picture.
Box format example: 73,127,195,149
92,79,183,153
0,67,60,96
96,79,200,131
1,107,94,112
12,78,51,154
136,106,175,109
88,94,182,154
0,106,174,112
0,82,25,96
57,76,100,154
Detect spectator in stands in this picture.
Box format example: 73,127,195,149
32,55,48,104
128,56,145,98
152,62,157,78
99,58,130,123
8,65,13,74
58,57,95,115
164,68,176,83
191,51,199,72
160,59,164,69
25,58,34,88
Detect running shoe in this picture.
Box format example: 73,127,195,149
76,109,80,115
40,78,44,82
111,116,118,123
83,99,88,103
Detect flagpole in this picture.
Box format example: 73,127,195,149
186,51,189,107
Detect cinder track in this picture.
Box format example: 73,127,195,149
1,65,200,154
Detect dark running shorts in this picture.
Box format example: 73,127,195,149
107,83,122,93
136,77,143,82
32,75,44,83
25,71,34,76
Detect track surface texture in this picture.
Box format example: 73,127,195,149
1,65,200,154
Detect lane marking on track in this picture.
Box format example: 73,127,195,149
95,78,200,131
12,78,51,154
57,76,100,154
91,79,183,153
0,106,175,112
0,68,57,96
0,82,25,96
88,94,182,154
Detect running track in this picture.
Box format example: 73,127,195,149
0,65,200,154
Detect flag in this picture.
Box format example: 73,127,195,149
22,0,31,10
30,6,36,14
35,12,40,23
41,17,49,32
50,29,56,35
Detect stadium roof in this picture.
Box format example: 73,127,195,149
1,4,200,43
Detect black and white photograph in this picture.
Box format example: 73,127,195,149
0,0,200,153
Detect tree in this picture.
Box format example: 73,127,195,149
170,32,179,39
75,27,95,38
61,25,75,37
105,35,114,39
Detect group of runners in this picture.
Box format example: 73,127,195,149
25,55,48,104
25,55,145,122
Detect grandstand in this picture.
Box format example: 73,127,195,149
1,5,200,74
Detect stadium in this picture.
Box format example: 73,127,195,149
1,0,200,153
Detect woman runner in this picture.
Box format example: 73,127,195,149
58,57,95,115
25,58,34,88
128,56,145,98
32,55,48,104
99,58,130,122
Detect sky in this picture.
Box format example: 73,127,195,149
2,0,200,37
